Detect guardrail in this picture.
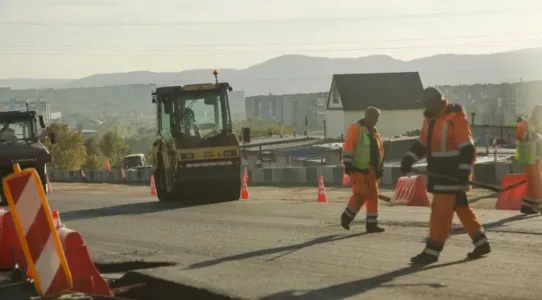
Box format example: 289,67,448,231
48,162,524,187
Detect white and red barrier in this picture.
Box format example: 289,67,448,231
0,209,25,270
390,175,430,207
2,164,73,297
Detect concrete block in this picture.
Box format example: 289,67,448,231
472,164,497,185
277,167,305,185
67,170,76,181
313,166,325,179
263,168,273,183
494,163,512,184
381,167,393,186
331,166,344,186
47,163,514,188
293,167,308,185
322,166,336,185
144,168,152,182
510,163,524,174
271,168,283,183
96,170,105,182
126,170,138,182
305,167,319,186
251,168,265,184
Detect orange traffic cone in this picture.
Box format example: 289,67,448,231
51,209,62,229
149,175,157,196
317,175,327,203
121,168,127,183
241,176,250,200
46,175,54,193
243,166,249,181
342,172,350,187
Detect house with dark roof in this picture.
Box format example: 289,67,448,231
326,72,425,139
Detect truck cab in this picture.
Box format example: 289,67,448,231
0,109,56,204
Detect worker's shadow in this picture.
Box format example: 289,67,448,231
450,213,541,236
467,192,498,204
260,259,467,300
185,233,368,270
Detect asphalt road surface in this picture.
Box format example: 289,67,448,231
23,184,542,299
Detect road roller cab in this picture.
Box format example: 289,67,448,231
150,70,250,203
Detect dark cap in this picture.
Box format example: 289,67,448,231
417,87,444,104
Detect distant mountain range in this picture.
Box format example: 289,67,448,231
2,47,542,96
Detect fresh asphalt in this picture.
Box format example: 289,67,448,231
25,190,542,300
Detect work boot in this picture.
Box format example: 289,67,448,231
340,212,352,230
410,251,438,265
467,242,491,260
520,206,539,215
411,239,442,265
366,224,385,233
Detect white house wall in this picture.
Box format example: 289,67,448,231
331,109,424,139
326,110,345,139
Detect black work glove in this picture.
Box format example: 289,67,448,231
344,162,353,176
400,156,415,175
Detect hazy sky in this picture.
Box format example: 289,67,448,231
1,0,541,79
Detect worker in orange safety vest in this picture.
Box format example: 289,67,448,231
340,106,387,233
515,105,542,214
400,87,490,265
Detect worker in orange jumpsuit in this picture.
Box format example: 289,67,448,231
515,105,542,214
400,87,490,264
340,106,386,233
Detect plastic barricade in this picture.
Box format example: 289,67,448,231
2,166,73,297
57,226,113,297
390,175,430,207
0,209,26,270
495,173,528,210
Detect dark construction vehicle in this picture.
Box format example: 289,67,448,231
151,70,250,203
0,108,56,205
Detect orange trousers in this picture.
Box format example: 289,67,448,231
522,164,542,210
344,169,379,224
428,193,485,245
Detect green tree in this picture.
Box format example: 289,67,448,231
124,126,155,155
43,122,86,170
99,129,133,169
83,136,107,170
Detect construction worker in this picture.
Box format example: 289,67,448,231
0,123,16,142
340,106,386,233
400,87,490,264
515,105,542,214
182,107,201,138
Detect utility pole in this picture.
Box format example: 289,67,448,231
323,120,327,140
304,114,308,137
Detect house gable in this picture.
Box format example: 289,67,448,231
326,78,343,109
